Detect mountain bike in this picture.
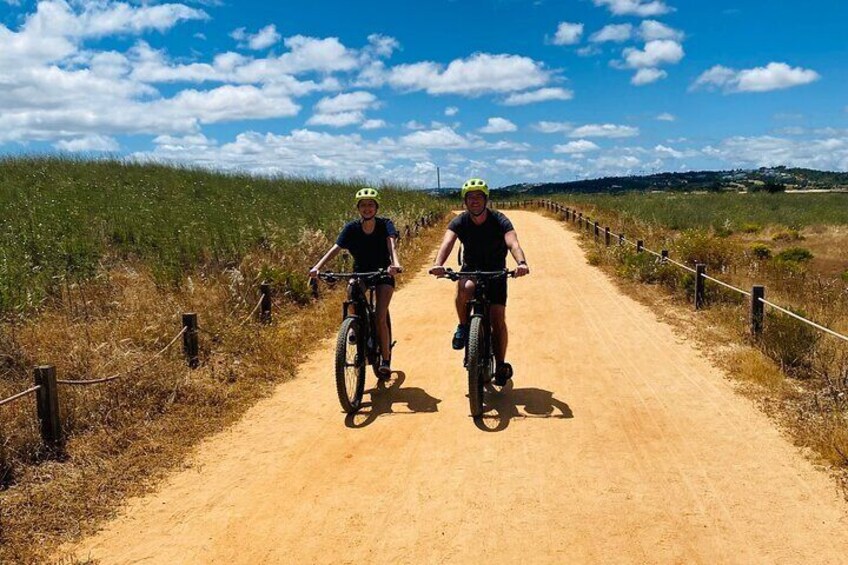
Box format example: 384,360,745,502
441,268,515,417
317,270,395,413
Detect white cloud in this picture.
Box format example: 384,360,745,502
54,134,119,152
631,67,667,85
654,144,684,158
533,121,573,133
364,34,399,58
553,22,584,45
657,112,676,121
638,20,684,41
495,158,582,179
445,106,459,116
360,119,386,130
404,120,427,130
554,140,600,154
590,24,633,43
592,0,673,17
502,87,573,106
314,91,378,114
230,24,281,50
702,135,848,170
570,124,639,138
384,53,550,96
307,111,363,127
622,40,684,68
400,127,471,149
692,62,820,93
479,117,517,134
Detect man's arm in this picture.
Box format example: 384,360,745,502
504,230,529,277
429,230,459,276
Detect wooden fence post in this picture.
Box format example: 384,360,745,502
661,249,668,263
183,313,199,368
695,264,706,310
604,227,611,246
619,233,624,246
594,221,600,240
636,240,644,253
578,213,583,228
260,282,272,324
34,365,62,449
751,285,765,338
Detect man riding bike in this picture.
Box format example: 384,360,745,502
429,178,529,386
309,188,402,377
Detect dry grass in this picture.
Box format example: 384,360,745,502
0,219,446,564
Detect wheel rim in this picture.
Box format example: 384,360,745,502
343,325,361,404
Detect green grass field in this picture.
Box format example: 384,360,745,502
0,157,444,316
551,192,848,232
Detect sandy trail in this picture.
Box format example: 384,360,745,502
73,211,848,564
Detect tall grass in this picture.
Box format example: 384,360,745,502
0,157,442,316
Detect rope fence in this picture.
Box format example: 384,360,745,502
502,198,848,346
56,326,188,386
0,210,444,453
0,385,40,408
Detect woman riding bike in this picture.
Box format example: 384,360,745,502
309,188,402,376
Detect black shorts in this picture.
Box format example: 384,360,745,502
375,274,396,289
461,273,507,306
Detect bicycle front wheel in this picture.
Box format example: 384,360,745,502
335,317,365,413
467,316,486,417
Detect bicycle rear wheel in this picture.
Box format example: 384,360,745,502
335,317,365,413
467,316,486,417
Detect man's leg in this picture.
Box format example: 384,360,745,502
490,305,507,364
375,284,394,361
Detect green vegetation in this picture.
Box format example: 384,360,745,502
0,157,444,316
774,247,814,263
750,243,772,260
546,192,848,232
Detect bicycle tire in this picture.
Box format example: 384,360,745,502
467,316,486,417
335,317,365,413
372,311,393,379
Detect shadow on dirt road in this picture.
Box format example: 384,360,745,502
475,382,573,432
345,371,441,428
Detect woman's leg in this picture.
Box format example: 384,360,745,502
375,284,394,361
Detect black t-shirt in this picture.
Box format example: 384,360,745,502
336,217,398,272
448,210,514,270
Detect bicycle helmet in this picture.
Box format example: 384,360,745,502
461,178,489,200
355,187,380,206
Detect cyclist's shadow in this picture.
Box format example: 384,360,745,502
475,382,573,432
345,371,441,428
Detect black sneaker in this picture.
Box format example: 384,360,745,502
452,324,468,350
377,359,392,379
494,363,513,386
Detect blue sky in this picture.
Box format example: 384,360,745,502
1,0,846,187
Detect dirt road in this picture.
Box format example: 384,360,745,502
72,211,848,563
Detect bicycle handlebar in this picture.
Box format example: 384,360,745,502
440,268,515,281
316,268,401,283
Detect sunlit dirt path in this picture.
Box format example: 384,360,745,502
71,211,848,564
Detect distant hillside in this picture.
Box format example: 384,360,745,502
495,167,848,196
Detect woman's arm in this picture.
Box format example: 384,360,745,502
387,236,402,275
309,244,343,277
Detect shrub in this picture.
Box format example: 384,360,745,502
759,309,820,377
775,247,814,263
772,228,804,242
842,270,848,283
741,223,763,234
751,243,772,260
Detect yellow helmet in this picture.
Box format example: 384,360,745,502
461,178,489,200
355,187,380,205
